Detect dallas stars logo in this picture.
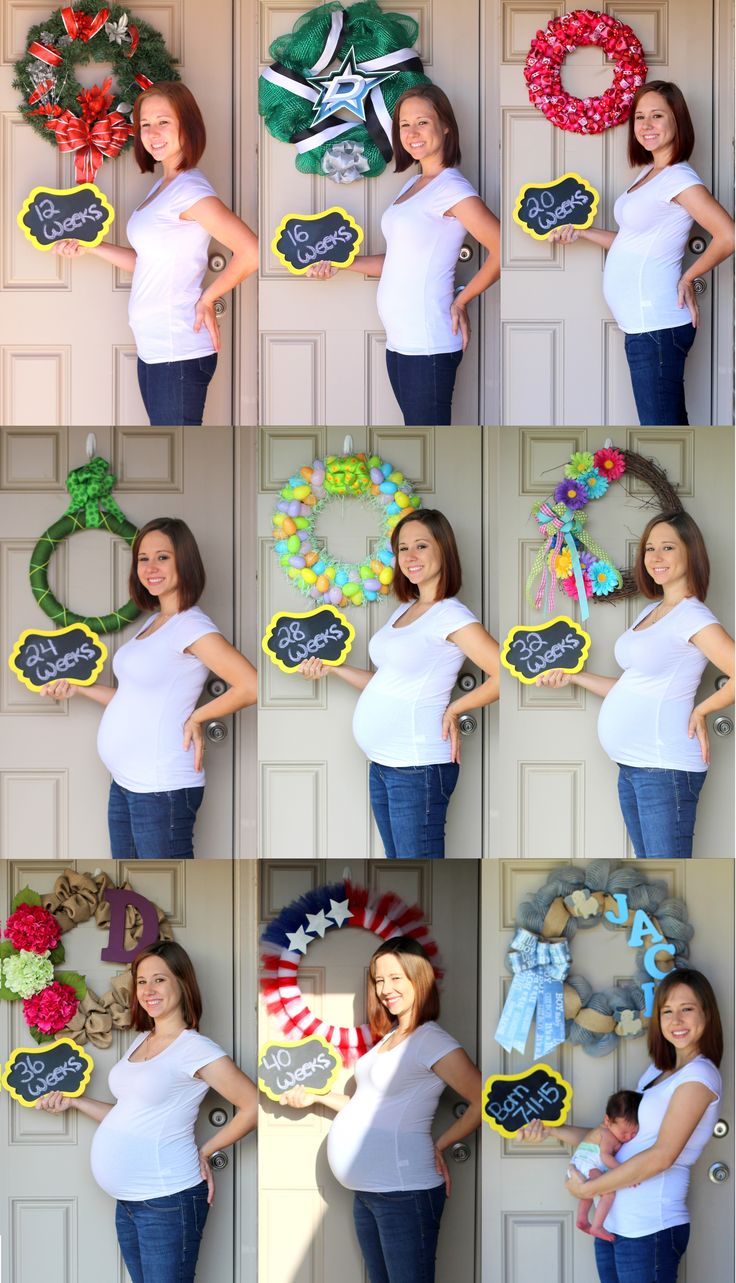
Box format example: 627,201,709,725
308,48,396,125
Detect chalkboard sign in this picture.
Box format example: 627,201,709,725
501,615,590,685
17,183,115,251
9,623,107,691
2,1038,94,1108
483,1063,572,1138
258,1035,342,1102
272,207,364,274
262,606,355,673
513,173,599,242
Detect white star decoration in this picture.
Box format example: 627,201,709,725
286,925,314,955
305,909,331,938
327,898,353,927
283,897,353,955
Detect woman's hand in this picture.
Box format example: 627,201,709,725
676,275,700,327
548,225,581,244
441,703,461,763
183,716,205,772
279,1086,313,1109
450,300,470,352
52,239,89,258
517,1119,547,1143
198,1148,216,1205
298,657,329,680
434,1144,452,1196
194,296,221,352
688,707,710,765
35,1091,72,1113
565,1171,589,1200
306,262,338,280
535,669,573,689
39,680,77,700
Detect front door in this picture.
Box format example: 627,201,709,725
258,857,481,1283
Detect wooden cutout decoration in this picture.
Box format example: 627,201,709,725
258,1034,343,1101
483,1063,573,1138
513,173,599,241
2,1038,94,1107
262,606,356,673
17,184,114,251
100,888,162,964
272,207,364,274
501,615,590,684
9,623,107,691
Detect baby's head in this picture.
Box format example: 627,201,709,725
604,1090,642,1144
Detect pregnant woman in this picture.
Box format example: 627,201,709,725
537,511,734,857
54,82,258,425
40,517,257,858
35,940,258,1283
279,936,482,1283
308,85,500,425
550,81,734,425
298,508,499,857
522,967,723,1283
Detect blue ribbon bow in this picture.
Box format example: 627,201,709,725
495,928,571,1059
536,506,590,622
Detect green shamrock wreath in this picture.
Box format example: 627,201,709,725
259,0,430,181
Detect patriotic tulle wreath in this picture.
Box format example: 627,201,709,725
260,881,441,1062
524,9,647,135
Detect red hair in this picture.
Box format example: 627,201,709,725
133,82,206,173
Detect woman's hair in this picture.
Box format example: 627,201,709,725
130,940,203,1031
390,508,462,602
634,509,709,601
129,516,206,612
392,85,462,172
648,967,723,1069
628,81,695,167
605,1089,642,1124
367,936,440,1038
132,82,206,173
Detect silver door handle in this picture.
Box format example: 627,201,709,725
458,714,477,736
458,672,477,692
713,1119,729,1138
449,1142,471,1163
458,244,473,262
713,716,733,737
207,677,228,697
208,252,227,272
209,1107,228,1126
208,1150,228,1170
692,277,707,296
708,1162,729,1184
688,235,706,254
213,297,227,316
205,720,228,743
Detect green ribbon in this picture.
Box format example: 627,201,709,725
63,457,126,527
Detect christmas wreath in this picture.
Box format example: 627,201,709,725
524,9,647,135
13,2,178,183
29,455,141,635
260,881,440,1062
495,861,693,1059
272,453,422,608
1,870,173,1047
259,0,430,181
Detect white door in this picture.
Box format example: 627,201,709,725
0,0,237,425
481,858,735,1283
258,0,492,425
0,426,246,860
495,426,734,859
0,858,257,1283
499,0,733,425
257,426,491,858
258,857,481,1283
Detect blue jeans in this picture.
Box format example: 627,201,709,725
385,349,463,425
616,764,706,858
623,323,696,425
594,1223,690,1283
353,1185,447,1283
368,762,459,858
115,1180,210,1283
137,354,217,425
108,779,204,859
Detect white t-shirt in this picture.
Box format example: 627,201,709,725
127,168,217,363
377,168,479,355
90,1029,227,1200
352,597,478,767
597,597,718,771
603,162,702,333
97,606,219,792
327,1021,460,1192
605,1056,721,1237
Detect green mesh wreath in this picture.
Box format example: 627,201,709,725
29,457,141,635
259,1,430,180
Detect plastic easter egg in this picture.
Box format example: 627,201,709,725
289,556,305,569
282,517,296,535
370,467,384,484
295,517,309,530
386,502,400,515
388,471,404,484
348,570,360,581
379,567,393,585
381,462,392,477
325,566,336,580
301,568,317,584
287,534,300,554
328,587,342,605
336,570,348,586
316,575,330,593
288,500,301,517
352,591,363,606
395,491,410,508
365,590,378,601
293,485,310,501
274,540,287,554
304,552,319,567
359,565,371,579
379,549,395,566
364,578,380,592
379,481,397,495
343,582,359,597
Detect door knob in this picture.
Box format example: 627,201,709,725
713,716,733,737
715,675,729,690
209,1107,228,1127
207,677,228,697
205,720,228,743
688,235,706,254
449,1142,471,1163
458,244,473,262
458,672,477,692
708,1162,729,1184
213,297,227,316
458,713,477,736
452,1101,469,1119
208,1150,228,1170
208,251,227,272
713,1119,729,1138
692,277,707,295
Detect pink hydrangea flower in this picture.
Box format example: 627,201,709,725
5,904,61,955
22,981,78,1034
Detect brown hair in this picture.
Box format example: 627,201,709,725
628,81,695,167
605,1090,642,1124
130,940,203,1031
634,510,710,601
390,508,462,602
367,936,440,1039
392,85,462,173
647,968,723,1070
132,82,206,173
129,517,206,612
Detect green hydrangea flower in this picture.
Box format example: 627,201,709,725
2,949,54,999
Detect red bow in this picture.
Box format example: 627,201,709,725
46,108,132,182
28,39,63,66
60,6,110,41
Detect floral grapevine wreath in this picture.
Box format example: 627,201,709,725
527,444,682,620
29,455,141,635
524,9,647,135
1,870,172,1047
261,880,440,1062
259,0,430,182
495,861,693,1059
13,2,178,183
272,453,422,608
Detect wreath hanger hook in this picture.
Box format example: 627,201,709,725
85,432,97,461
